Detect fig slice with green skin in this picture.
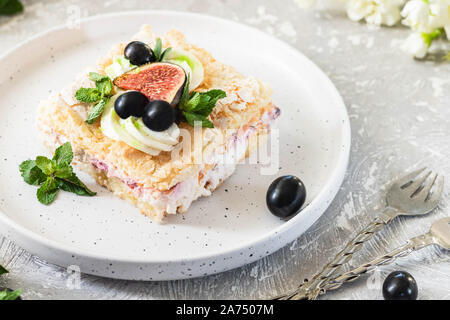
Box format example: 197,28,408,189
114,62,186,107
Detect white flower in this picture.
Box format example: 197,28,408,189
402,32,429,58
401,0,450,33
346,0,405,26
401,0,434,32
429,0,450,32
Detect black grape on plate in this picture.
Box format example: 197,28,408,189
266,175,307,219
124,41,156,66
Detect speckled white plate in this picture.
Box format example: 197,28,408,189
0,11,350,280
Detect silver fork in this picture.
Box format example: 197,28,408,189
315,217,450,297
274,168,444,300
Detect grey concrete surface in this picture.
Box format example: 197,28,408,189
0,0,449,300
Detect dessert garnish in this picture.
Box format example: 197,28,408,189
76,38,225,134
19,142,96,205
100,93,179,155
114,91,148,118
177,76,226,128
0,265,21,300
124,38,171,65
114,62,186,106
73,39,226,155
142,100,175,132
75,72,114,124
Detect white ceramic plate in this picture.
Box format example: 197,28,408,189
0,11,350,280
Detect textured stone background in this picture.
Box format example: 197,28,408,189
0,0,449,300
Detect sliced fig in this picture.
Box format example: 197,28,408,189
114,62,186,107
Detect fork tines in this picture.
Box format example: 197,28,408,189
398,167,444,201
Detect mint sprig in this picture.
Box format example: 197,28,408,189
75,72,113,124
18,160,47,185
0,264,7,276
0,265,21,300
0,289,22,300
0,0,23,15
19,142,96,205
86,99,107,124
153,38,172,62
177,76,226,128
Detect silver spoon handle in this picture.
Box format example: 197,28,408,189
284,209,397,300
318,233,435,295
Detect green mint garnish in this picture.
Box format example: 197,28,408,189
0,264,21,300
74,88,101,104
0,289,21,301
36,177,60,205
0,264,8,276
75,72,113,124
88,72,109,82
19,142,96,205
19,160,47,185
177,76,226,128
153,38,172,62
86,99,107,124
0,0,23,15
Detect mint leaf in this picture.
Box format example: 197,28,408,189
54,165,73,179
0,264,8,276
160,47,172,61
201,89,227,103
77,73,113,123
193,90,226,116
184,92,201,112
57,175,96,196
178,84,225,128
19,160,47,185
89,72,109,82
89,72,112,96
75,88,101,103
0,0,23,15
153,38,172,62
183,112,214,128
86,98,107,124
0,289,21,301
154,38,162,61
35,156,54,175
52,142,73,166
36,177,59,205
20,143,96,204
95,78,112,96
180,74,191,107
0,262,21,300
76,73,113,103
